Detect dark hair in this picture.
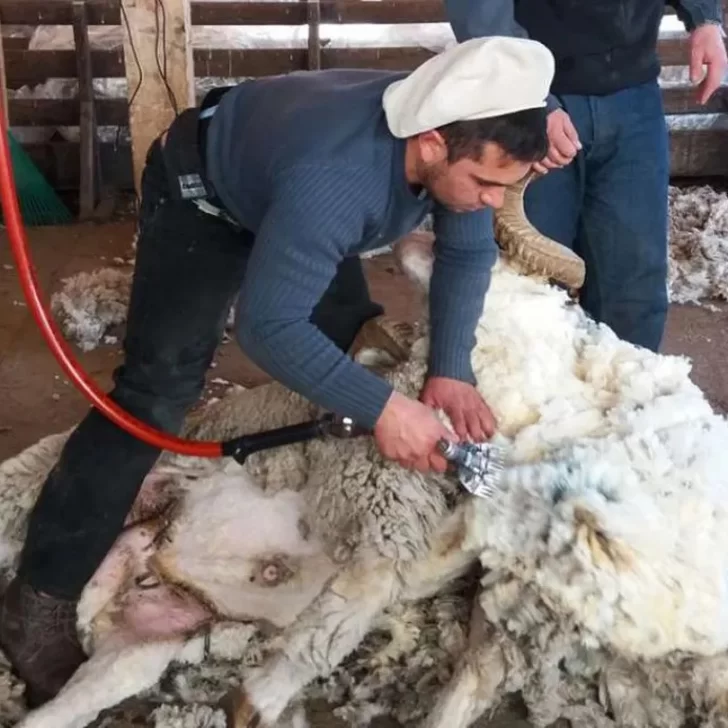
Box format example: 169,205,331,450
437,107,549,164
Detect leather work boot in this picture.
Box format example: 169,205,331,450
0,578,87,708
348,314,415,363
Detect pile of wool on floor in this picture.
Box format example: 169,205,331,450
49,263,133,352
49,184,728,352
667,183,728,305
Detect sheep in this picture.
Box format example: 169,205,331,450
396,230,728,728
3,175,728,728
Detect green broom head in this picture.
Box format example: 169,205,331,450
1,130,73,226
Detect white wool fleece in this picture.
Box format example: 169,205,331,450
413,260,728,661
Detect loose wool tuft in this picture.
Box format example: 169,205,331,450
668,183,728,305
49,267,132,351
3,226,728,728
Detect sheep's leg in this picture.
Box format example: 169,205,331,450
16,633,185,728
20,576,212,728
400,503,483,603
421,598,506,728
77,516,164,641
421,643,505,728
219,554,400,728
124,470,182,526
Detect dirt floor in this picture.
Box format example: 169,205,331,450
1,219,728,727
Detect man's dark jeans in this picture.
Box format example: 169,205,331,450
16,138,383,600
480,79,669,352
527,80,670,351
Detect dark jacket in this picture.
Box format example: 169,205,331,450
444,0,723,101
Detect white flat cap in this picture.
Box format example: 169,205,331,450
382,36,555,138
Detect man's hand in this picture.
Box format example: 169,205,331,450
420,376,496,443
532,108,582,176
689,23,728,105
373,391,455,473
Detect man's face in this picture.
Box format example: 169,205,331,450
413,132,532,213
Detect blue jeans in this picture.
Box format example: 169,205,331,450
524,80,670,352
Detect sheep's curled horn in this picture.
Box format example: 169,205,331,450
493,171,586,293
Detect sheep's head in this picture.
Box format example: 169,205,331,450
393,172,586,296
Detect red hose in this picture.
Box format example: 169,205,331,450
0,123,223,458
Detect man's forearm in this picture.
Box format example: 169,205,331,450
443,0,561,112
236,311,393,430
667,0,723,30
427,233,498,384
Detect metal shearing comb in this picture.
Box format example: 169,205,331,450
437,439,506,499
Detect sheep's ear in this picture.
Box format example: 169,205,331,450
393,231,435,293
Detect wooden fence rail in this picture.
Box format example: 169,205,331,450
2,0,728,193
6,39,725,91
0,0,686,26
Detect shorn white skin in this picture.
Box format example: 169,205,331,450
3,224,728,728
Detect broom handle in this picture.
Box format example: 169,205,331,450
0,17,8,128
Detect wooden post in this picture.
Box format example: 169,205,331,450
120,0,194,197
73,0,101,219
0,17,8,128
306,0,321,70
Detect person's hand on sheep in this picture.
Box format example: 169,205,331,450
532,108,581,175
420,376,497,443
373,391,456,473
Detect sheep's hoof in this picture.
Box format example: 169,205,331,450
219,687,265,728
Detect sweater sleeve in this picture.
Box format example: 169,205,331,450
426,205,498,384
234,164,394,430
666,0,723,30
443,0,562,112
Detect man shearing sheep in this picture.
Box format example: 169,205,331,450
0,36,553,708
444,0,728,352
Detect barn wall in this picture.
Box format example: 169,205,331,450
2,0,728,194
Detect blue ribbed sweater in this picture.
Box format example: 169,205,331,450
204,69,498,429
